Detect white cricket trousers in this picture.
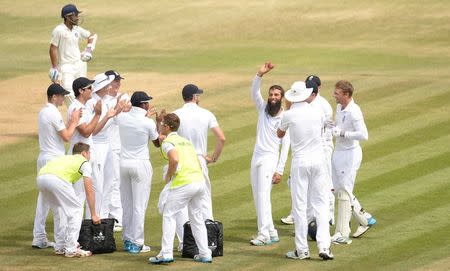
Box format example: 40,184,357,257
250,153,278,240
172,155,213,245
88,141,114,219
159,181,211,259
104,148,123,225
36,174,83,253
33,153,65,249
198,155,214,220
290,156,331,252
332,146,363,212
120,159,152,246
60,61,87,107
306,145,335,222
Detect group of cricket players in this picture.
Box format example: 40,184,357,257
31,3,376,265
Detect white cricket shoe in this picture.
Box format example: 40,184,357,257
65,248,92,258
140,245,151,253
281,215,294,225
250,235,272,246
331,232,352,245
319,248,334,260
32,239,55,249
286,250,310,260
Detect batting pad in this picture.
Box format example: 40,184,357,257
352,208,369,227
336,189,351,237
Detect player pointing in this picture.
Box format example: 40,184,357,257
49,4,97,106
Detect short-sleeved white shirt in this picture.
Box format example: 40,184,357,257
67,99,94,151
279,102,324,160
38,103,66,157
80,161,93,178
335,99,368,151
174,103,218,155
310,94,334,149
86,93,114,144
108,93,130,151
50,23,90,64
117,106,159,160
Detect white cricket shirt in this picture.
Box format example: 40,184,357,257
251,75,290,173
310,94,334,149
108,93,130,151
67,99,94,149
174,103,218,155
50,23,90,64
38,103,66,156
87,93,114,144
279,102,324,160
334,99,368,151
117,106,159,160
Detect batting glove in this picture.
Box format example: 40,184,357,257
332,127,345,138
49,67,59,82
81,48,93,62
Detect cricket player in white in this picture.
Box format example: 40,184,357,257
172,83,225,250
150,113,212,264
49,4,98,106
32,83,80,251
67,77,102,214
281,76,335,226
84,73,124,220
249,63,290,246
117,91,160,254
37,143,100,257
103,70,129,232
277,81,333,261
331,80,376,245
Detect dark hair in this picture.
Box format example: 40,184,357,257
182,94,193,102
335,80,354,97
163,113,180,131
72,142,90,154
269,85,284,97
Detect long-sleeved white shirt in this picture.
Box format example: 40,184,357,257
251,75,290,174
335,99,369,151
310,94,334,150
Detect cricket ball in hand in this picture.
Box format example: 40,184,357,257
268,62,274,69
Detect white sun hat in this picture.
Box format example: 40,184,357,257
285,81,314,102
92,73,115,93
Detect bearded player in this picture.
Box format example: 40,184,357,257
249,62,290,246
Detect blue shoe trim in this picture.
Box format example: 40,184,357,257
128,243,142,254
194,256,212,263
149,256,174,264
368,217,377,226
124,240,132,252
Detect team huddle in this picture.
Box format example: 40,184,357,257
32,3,376,265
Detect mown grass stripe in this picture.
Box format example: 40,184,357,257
364,119,450,163
366,91,449,130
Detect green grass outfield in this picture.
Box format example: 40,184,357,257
1,1,449,270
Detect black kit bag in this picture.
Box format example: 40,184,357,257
78,218,117,254
182,219,223,258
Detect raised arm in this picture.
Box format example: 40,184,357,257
251,62,275,111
